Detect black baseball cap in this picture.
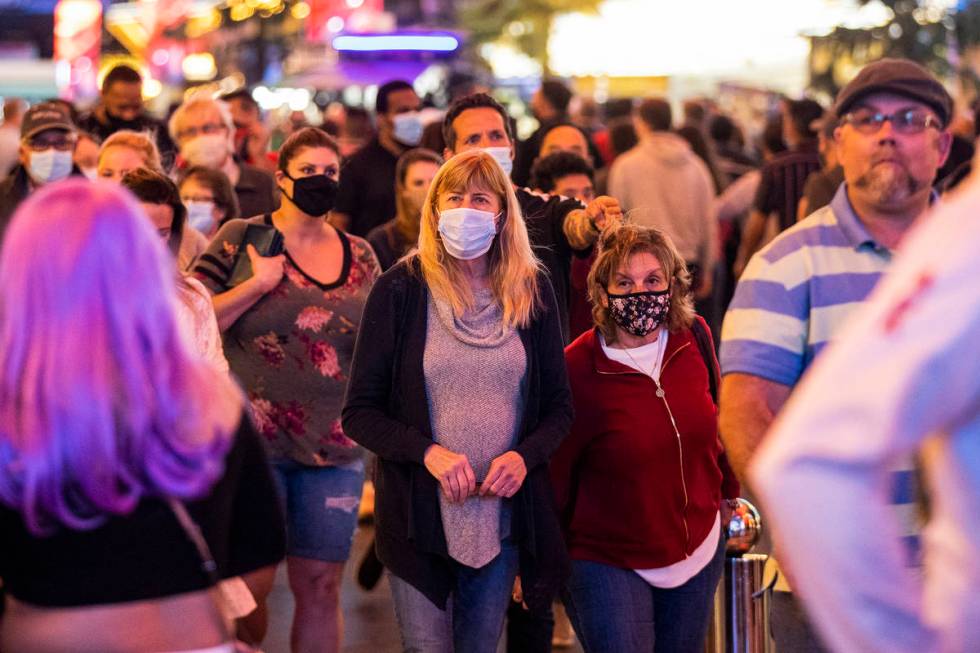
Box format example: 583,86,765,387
21,102,75,141
834,58,953,127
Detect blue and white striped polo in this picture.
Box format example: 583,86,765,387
721,182,921,562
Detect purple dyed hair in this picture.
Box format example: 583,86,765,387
0,179,242,535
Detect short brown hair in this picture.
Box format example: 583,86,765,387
178,165,240,224
442,93,515,151
587,224,694,342
278,127,340,173
120,167,185,256
637,98,672,132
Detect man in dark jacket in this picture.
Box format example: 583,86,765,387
0,102,84,236
79,65,176,170
442,93,622,343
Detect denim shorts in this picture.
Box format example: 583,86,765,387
270,457,365,562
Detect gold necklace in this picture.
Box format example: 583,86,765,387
620,339,666,398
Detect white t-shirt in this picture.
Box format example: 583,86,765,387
600,329,722,588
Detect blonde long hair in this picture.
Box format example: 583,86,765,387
417,149,541,329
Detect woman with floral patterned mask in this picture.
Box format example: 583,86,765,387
193,127,381,653
550,223,741,653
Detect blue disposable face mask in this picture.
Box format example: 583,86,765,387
482,146,513,177
437,207,499,260
393,112,423,146
28,149,73,184
185,200,217,234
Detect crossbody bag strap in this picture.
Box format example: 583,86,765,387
690,318,719,405
166,498,236,645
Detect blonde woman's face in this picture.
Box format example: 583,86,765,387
98,145,146,183
437,183,502,221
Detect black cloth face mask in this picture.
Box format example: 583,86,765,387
280,173,339,217
606,288,671,337
105,110,144,132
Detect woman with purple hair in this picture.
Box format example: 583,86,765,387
0,179,285,652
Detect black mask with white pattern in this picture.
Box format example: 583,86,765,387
606,289,671,336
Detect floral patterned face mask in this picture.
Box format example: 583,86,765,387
606,289,671,336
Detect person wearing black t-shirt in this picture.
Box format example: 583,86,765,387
0,178,285,653
332,80,423,237
441,93,623,343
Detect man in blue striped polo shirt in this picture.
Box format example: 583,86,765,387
719,58,953,652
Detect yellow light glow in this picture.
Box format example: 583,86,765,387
182,52,218,81
291,1,311,19
230,4,254,21
186,8,222,38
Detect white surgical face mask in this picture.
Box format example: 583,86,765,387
482,146,513,177
437,207,498,260
181,133,230,169
80,166,98,180
185,200,217,234
392,112,423,146
28,149,73,184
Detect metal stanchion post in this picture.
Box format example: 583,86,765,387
705,498,772,653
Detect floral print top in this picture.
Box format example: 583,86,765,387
195,215,380,467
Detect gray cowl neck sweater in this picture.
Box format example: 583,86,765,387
423,287,527,568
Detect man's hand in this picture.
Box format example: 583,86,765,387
585,195,624,232
479,451,527,498
424,444,476,503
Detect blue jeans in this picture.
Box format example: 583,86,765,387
388,542,520,653
270,458,364,562
563,530,725,653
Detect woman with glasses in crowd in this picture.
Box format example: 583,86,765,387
179,165,241,239
169,94,276,221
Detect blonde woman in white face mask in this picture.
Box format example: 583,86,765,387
343,149,573,653
169,94,277,221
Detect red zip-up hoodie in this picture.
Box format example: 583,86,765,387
550,321,739,569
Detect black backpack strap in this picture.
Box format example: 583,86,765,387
690,318,719,405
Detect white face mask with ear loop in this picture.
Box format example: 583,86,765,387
437,207,500,260
392,111,424,146
481,146,513,177
28,149,73,184
185,200,217,234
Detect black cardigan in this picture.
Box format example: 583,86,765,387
342,257,573,610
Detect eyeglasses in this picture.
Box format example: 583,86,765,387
842,108,942,135
177,122,226,140
26,136,77,152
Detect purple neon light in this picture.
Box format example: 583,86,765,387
332,34,460,52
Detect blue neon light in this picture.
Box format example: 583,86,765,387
332,34,460,52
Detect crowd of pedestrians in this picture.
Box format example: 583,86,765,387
0,57,976,653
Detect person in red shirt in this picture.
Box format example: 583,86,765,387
551,223,739,653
